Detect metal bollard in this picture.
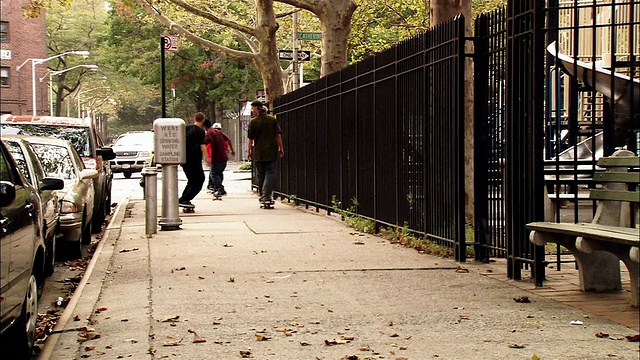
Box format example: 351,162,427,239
141,166,158,235
158,164,182,230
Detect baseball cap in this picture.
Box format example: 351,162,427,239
213,122,222,129
251,100,268,111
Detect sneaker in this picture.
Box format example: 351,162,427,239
179,200,194,207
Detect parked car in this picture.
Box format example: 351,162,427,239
110,131,155,178
27,137,98,259
0,140,51,357
0,115,116,232
3,135,65,275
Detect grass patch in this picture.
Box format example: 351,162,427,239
331,196,376,234
238,162,252,171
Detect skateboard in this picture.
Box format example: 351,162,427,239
260,201,275,209
179,203,195,213
208,189,223,201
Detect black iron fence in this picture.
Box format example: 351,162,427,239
271,16,468,261
255,1,639,281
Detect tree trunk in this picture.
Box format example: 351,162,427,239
315,1,357,76
430,0,475,222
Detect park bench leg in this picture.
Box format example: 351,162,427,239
572,250,622,292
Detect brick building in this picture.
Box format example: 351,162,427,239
0,0,47,115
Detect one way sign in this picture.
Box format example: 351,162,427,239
278,49,311,61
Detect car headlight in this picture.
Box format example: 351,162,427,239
60,199,79,213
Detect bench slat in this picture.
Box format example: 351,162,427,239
597,156,640,168
589,189,640,202
526,222,639,246
593,172,640,184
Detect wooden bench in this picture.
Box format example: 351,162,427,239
527,149,640,306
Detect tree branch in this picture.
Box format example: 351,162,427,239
168,0,256,36
132,0,257,63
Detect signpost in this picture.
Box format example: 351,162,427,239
278,49,311,61
299,32,322,40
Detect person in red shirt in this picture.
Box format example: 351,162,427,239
204,120,235,195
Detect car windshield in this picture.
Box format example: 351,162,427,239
0,124,92,158
30,143,77,180
114,133,153,147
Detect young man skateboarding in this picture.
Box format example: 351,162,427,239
247,101,284,206
179,112,209,209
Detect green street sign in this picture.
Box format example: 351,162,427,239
299,32,322,41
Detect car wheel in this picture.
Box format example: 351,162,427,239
123,171,132,179
5,274,39,358
44,226,56,276
92,197,105,233
82,215,93,244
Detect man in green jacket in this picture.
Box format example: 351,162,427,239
247,101,284,205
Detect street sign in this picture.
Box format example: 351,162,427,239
162,35,178,52
278,50,311,61
299,32,322,41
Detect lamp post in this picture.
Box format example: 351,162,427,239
77,86,110,118
40,64,98,116
16,50,90,116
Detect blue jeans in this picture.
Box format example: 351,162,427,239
209,161,227,193
255,160,277,202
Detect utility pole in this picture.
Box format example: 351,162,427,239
292,7,300,91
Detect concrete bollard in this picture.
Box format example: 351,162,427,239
141,166,158,235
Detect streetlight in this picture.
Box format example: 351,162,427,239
77,86,110,118
16,50,90,116
40,64,98,115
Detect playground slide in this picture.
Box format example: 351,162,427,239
547,41,639,131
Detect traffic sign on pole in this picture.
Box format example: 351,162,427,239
278,50,311,61
299,32,322,40
162,35,179,52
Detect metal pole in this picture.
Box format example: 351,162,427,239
49,73,54,115
161,36,167,118
292,7,299,91
142,167,158,235
32,60,37,115
158,164,181,230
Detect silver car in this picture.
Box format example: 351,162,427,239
110,131,154,178
26,137,98,259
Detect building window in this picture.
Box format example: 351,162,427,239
0,21,8,42
1,67,9,87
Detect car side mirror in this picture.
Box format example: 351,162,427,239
79,169,99,180
40,177,65,191
0,181,16,207
98,147,116,161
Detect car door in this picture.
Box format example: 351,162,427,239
0,144,39,323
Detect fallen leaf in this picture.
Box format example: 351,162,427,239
353,241,365,245
508,343,526,348
455,266,469,273
228,277,235,283
626,334,639,342
390,333,399,337
159,316,180,323
240,350,252,358
513,296,530,303
300,341,312,346
162,338,182,346
119,247,139,253
595,332,609,338
84,345,95,351
341,335,355,341
256,334,271,341
324,339,348,345
94,307,108,313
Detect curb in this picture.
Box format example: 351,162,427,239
36,198,129,360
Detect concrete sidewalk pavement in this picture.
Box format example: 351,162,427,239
41,164,639,359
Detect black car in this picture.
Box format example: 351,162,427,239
0,115,116,233
3,136,65,275
0,140,62,357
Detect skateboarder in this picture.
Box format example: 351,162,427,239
179,112,210,210
204,121,235,196
247,100,284,207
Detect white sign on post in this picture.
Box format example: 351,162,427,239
162,35,179,52
153,118,186,164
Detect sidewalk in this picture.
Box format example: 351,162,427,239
41,164,639,359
